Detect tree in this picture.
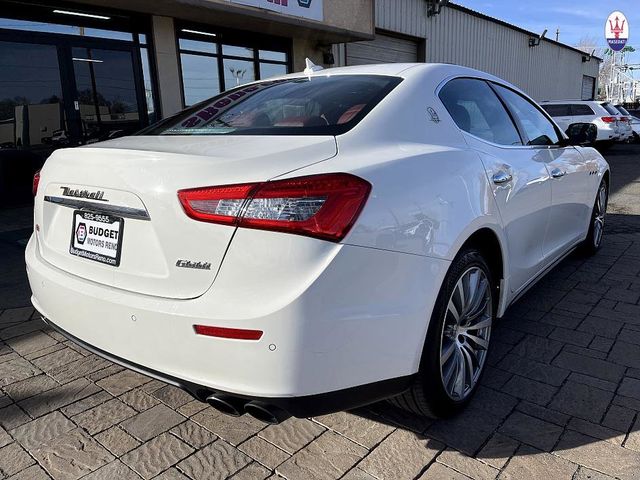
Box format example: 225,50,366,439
576,35,613,100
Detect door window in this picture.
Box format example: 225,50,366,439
72,47,140,144
541,104,571,117
439,78,522,146
571,104,595,116
493,84,560,146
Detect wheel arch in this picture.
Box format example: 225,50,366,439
454,226,508,317
603,169,610,189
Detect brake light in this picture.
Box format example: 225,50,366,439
601,116,617,123
194,325,263,340
178,173,371,242
32,170,40,196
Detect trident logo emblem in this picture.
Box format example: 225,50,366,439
609,16,626,39
605,11,629,52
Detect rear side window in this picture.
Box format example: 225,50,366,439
493,84,560,146
541,104,571,117
572,104,595,116
140,75,402,136
439,78,522,146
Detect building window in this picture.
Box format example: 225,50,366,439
178,27,290,107
0,17,134,41
138,34,158,124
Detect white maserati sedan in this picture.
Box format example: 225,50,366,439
26,63,609,424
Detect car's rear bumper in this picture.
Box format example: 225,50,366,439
26,231,448,407
41,315,415,417
595,123,619,141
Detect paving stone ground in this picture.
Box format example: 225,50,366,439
1,143,640,479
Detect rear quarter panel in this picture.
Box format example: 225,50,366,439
290,66,508,266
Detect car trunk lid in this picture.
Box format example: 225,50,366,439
36,135,337,299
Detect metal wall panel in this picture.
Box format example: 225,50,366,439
347,33,418,65
374,2,601,101
375,0,427,38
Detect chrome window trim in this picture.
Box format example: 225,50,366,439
44,196,150,221
435,74,566,151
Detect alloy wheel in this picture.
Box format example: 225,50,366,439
439,266,492,401
593,184,607,248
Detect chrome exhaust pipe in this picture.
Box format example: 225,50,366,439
245,401,291,425
206,394,246,417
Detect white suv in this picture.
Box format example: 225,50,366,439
540,100,620,149
616,106,640,142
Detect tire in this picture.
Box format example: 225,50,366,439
389,248,495,418
580,180,608,256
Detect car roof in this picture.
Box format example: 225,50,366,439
539,100,598,104
270,62,516,87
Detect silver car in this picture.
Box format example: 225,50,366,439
603,102,633,142
615,105,640,142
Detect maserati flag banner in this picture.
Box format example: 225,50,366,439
605,11,629,52
230,0,323,21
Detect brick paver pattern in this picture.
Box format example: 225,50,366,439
1,145,640,479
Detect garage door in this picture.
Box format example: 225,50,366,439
581,76,595,100
346,33,418,66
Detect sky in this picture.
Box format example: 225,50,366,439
454,0,639,78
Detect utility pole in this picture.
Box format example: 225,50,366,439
555,28,560,42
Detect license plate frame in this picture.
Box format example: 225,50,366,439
69,210,124,267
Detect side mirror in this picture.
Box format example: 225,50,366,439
564,123,597,146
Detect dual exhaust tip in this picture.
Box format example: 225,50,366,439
206,394,290,424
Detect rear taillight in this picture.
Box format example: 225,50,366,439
178,173,371,242
178,183,256,225
601,116,617,123
32,171,40,196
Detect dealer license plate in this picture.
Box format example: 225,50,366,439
69,210,124,266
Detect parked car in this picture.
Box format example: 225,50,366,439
539,100,621,149
616,105,640,142
604,102,634,142
26,63,610,423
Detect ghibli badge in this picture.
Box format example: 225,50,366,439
176,260,212,270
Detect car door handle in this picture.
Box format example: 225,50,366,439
492,171,512,184
551,168,566,179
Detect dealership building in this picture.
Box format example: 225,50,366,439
0,0,600,205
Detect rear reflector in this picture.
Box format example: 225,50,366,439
178,173,371,242
33,170,41,196
601,116,617,123
194,325,263,340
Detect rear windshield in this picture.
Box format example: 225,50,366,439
602,103,620,115
617,106,631,115
141,75,402,136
